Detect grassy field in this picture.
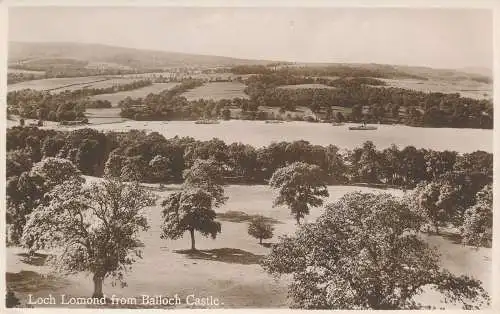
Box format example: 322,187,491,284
7,77,110,92
90,82,180,105
6,182,491,309
8,68,46,76
378,78,492,100
78,78,140,89
7,75,175,94
181,82,249,101
84,108,127,125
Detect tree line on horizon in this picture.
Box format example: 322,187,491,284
114,73,492,128
7,126,492,187
243,73,493,128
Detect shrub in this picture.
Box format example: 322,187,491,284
248,215,274,244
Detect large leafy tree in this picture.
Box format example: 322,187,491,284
148,154,171,183
461,184,493,247
348,141,381,183
424,150,457,181
161,188,222,251
269,162,329,224
183,158,228,206
410,181,458,234
21,178,156,298
261,192,490,309
6,157,82,245
29,157,82,191
410,170,490,233
161,158,227,250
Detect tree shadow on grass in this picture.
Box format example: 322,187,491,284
217,211,282,224
260,242,275,248
174,248,265,265
424,229,463,245
438,230,463,245
6,271,69,293
17,252,49,266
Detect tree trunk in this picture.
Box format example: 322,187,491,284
92,273,104,298
434,222,439,235
190,228,196,251
259,237,262,245
296,215,301,225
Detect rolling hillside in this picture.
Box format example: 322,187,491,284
8,42,492,84
8,41,272,69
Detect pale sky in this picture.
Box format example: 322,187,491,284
8,7,493,69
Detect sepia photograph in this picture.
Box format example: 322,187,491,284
1,1,496,311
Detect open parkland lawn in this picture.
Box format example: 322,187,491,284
6,180,492,309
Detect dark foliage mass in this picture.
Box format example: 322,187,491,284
243,73,492,128
115,71,492,128
7,126,491,187
119,80,205,120
261,192,490,309
231,64,428,80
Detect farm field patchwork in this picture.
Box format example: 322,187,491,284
77,78,141,89
378,78,492,100
8,68,46,75
6,183,491,309
90,82,180,105
181,82,249,101
7,76,111,92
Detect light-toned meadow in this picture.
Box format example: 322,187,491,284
378,78,492,100
89,82,180,105
8,68,46,76
6,183,491,309
7,77,110,92
181,82,249,101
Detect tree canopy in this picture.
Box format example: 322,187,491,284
461,184,493,247
269,162,329,224
161,158,226,250
261,192,490,309
21,178,156,297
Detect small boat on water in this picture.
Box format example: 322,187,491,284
195,119,220,124
331,122,345,126
348,124,378,130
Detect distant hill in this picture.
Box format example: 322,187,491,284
459,66,492,78
8,42,492,84
8,41,272,69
